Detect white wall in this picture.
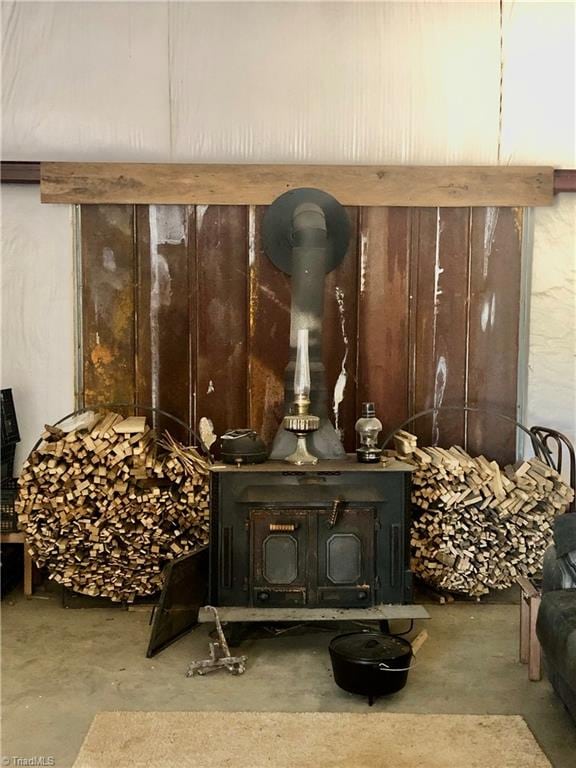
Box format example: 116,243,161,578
0,186,74,471
528,199,576,441
2,1,502,163
1,1,575,465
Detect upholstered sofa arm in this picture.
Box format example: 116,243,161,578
542,514,576,592
542,545,572,591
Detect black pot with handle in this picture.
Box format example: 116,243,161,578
220,429,268,465
329,631,413,705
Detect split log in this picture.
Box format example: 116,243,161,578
387,434,574,597
15,411,210,602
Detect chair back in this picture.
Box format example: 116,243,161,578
529,426,575,514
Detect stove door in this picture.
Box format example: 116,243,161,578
250,509,309,606
315,506,376,606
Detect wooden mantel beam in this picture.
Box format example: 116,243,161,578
2,161,575,202
38,162,554,207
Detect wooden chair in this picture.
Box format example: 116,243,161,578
529,426,575,513
518,427,576,680
518,575,542,681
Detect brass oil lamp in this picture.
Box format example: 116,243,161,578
283,329,319,465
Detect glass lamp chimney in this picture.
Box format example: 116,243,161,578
284,327,319,465
294,328,311,397
355,402,383,463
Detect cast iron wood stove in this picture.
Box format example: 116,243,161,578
209,458,413,609
206,189,419,619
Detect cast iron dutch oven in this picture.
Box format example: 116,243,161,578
329,631,413,705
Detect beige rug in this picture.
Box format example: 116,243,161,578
73,711,551,768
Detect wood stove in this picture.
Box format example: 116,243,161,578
207,189,416,617
209,458,413,609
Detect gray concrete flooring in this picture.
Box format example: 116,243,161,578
2,590,575,768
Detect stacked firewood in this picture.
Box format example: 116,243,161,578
389,431,574,596
16,411,210,602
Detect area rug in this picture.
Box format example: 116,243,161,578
73,711,551,768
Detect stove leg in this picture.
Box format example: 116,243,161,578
224,622,250,648
379,620,390,634
368,695,374,707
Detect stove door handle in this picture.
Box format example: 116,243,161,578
297,476,327,484
269,523,298,532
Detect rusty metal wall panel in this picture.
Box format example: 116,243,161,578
323,207,359,452
196,205,249,439
357,207,412,443
467,207,523,465
135,205,193,441
80,205,136,407
410,208,471,447
80,203,523,464
247,206,292,446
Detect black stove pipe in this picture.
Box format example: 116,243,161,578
269,201,346,460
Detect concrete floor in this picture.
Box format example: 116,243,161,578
2,589,575,768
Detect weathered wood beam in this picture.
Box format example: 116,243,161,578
3,162,576,200
40,162,555,207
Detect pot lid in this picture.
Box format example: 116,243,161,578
330,632,411,662
220,430,267,456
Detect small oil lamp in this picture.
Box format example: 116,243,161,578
283,329,319,465
355,402,382,463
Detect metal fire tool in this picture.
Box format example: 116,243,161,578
328,498,343,528
185,605,247,677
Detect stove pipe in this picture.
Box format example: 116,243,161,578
264,189,350,460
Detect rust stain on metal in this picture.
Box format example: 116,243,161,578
81,204,136,406
113,289,135,337
248,205,291,438
332,286,349,433
196,206,248,437
249,263,259,333
250,357,284,445
78,201,523,465
513,207,523,242
90,344,113,367
357,207,411,442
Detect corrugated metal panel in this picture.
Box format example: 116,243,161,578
357,207,412,439
195,205,249,438
247,205,292,446
467,207,524,466
410,208,470,447
80,202,523,462
80,205,136,406
135,204,195,441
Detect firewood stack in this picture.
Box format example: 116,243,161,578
16,411,210,602
389,430,575,596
